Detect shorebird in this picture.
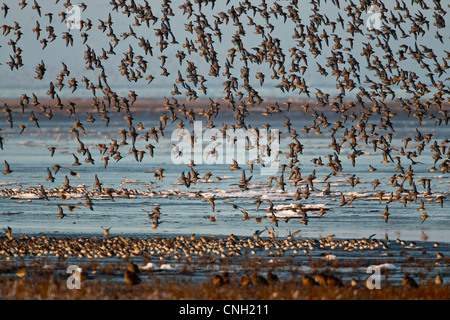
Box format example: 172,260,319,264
381,205,390,223
93,174,103,192
316,207,327,219
253,229,266,239
58,203,80,212
267,271,280,285
418,200,425,211
2,161,12,175
56,206,67,219
46,168,55,182
302,274,318,287
180,171,190,188
72,154,81,166
16,267,26,278
48,147,56,157
212,272,229,287
83,195,94,211
204,215,217,223
436,195,445,208
402,274,419,288
101,226,111,238
4,226,12,240
435,274,443,285
207,195,216,212
371,179,380,190
125,262,141,285
287,229,301,239
339,193,348,206
251,273,268,286
230,159,241,171
240,274,251,286
213,274,225,287
265,227,276,240
420,211,429,224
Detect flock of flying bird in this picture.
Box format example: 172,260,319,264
0,0,449,238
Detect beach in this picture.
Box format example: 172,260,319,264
0,232,449,300
0,0,449,302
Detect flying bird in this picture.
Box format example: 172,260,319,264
2,161,12,175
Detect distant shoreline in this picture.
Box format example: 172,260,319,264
2,97,448,114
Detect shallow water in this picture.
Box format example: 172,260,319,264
0,107,449,242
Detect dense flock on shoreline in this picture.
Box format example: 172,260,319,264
0,232,449,299
0,0,449,299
